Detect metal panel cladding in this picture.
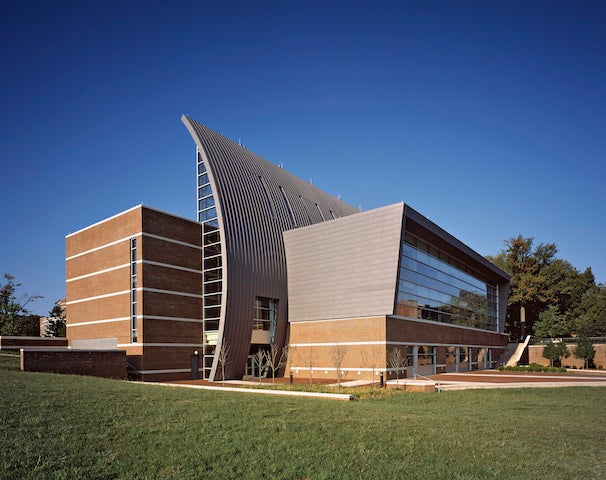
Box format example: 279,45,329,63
182,115,359,379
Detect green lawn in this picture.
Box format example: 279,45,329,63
1,353,604,479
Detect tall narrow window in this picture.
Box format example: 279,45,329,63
315,203,325,221
130,237,138,343
197,150,223,379
279,186,297,228
259,177,276,219
254,297,279,344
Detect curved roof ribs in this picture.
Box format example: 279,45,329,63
182,115,359,380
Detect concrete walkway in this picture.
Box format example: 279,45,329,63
397,370,606,391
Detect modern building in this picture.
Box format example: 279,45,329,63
65,115,510,381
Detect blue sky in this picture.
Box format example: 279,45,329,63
1,1,605,315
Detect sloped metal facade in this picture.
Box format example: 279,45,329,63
182,115,359,379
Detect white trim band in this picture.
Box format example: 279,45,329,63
67,317,130,327
66,232,202,261
66,264,130,283
144,315,203,324
141,288,203,299
118,343,203,348
131,368,195,375
290,341,504,349
141,260,203,275
66,290,130,305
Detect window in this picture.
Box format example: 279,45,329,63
315,203,325,221
458,347,469,363
397,234,498,331
130,237,138,343
259,177,276,219
279,186,297,228
418,346,436,365
253,297,279,343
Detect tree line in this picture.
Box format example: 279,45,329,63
486,235,606,339
0,273,65,337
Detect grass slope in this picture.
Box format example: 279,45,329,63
1,354,604,479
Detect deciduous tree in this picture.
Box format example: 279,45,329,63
0,274,42,336
487,237,596,339
45,300,66,337
533,305,569,339
388,348,406,388
574,337,595,369
267,342,288,385
330,344,348,393
217,343,231,386
542,341,570,367
575,284,606,336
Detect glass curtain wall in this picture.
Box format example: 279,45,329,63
197,149,222,379
396,233,498,331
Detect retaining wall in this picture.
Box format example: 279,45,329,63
20,349,127,379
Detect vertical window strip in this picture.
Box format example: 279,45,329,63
315,203,325,221
279,186,297,228
259,177,276,219
130,238,138,342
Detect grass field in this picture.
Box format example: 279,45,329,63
1,353,605,479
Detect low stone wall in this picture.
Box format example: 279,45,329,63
528,343,606,369
20,349,127,379
0,335,68,350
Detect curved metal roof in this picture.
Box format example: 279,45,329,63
182,115,359,379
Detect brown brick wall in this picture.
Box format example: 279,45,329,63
528,344,606,369
21,349,126,379
143,290,202,319
142,236,202,271
141,319,202,344
141,263,202,296
288,317,386,344
66,241,132,279
67,267,131,301
140,346,201,371
65,205,204,381
285,316,505,381
67,292,131,327
67,319,131,344
66,208,141,258
387,316,508,347
142,208,202,247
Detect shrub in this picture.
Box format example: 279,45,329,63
498,364,566,373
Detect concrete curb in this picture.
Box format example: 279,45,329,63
142,381,355,401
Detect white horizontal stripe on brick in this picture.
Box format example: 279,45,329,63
66,232,202,261
141,260,202,275
66,290,130,305
142,233,202,251
130,368,196,375
118,343,203,348
290,341,504,349
66,236,133,261
67,317,130,327
144,315,203,324
66,205,141,238
66,264,130,283
139,287,203,299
